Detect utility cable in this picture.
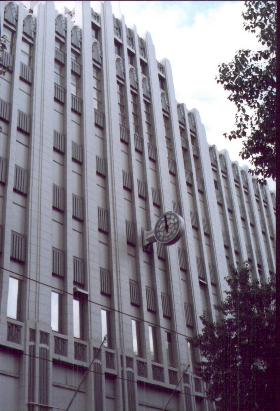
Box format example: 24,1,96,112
0,264,196,341
15,350,207,407
163,365,190,411
65,335,107,411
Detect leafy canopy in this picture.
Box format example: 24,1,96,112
216,1,276,181
196,267,276,411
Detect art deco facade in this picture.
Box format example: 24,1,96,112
0,1,276,411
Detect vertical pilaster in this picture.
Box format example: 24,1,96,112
102,2,126,409
192,110,228,296
163,60,205,335
258,187,276,272
0,0,24,322
224,153,248,262
246,169,270,279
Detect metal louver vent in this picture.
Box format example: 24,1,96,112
134,133,143,153
209,264,216,285
120,125,129,144
146,287,156,312
11,231,26,263
55,48,65,64
100,267,111,296
168,158,176,176
202,217,210,236
71,94,82,114
0,98,11,122
148,143,156,161
161,293,171,318
122,170,132,191
1,52,13,71
178,248,188,272
73,257,85,285
126,221,136,246
196,256,206,281
20,62,32,84
129,280,140,307
96,156,107,177
184,303,194,327
98,207,109,233
152,188,161,208
137,180,146,199
72,194,84,221
53,184,64,211
197,177,204,193
52,247,64,277
72,142,83,164
14,165,28,195
94,109,104,128
54,83,65,103
71,59,81,75
190,210,198,229
157,243,166,260
0,157,7,184
17,110,31,134
53,131,65,153
186,170,193,186
0,225,3,253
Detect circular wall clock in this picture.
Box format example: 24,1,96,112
154,211,184,245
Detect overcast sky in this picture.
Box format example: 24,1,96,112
53,1,275,189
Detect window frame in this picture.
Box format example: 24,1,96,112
73,297,82,339
148,325,158,362
7,277,21,320
132,319,141,357
101,309,112,348
51,291,62,333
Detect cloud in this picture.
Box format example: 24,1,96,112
54,1,275,190
110,1,275,190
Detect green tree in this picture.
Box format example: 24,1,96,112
196,267,276,411
216,1,276,181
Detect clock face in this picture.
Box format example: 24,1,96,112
154,211,183,245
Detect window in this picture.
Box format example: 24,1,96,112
51,291,61,332
114,41,121,56
71,73,80,97
92,26,99,40
148,326,158,362
159,77,165,90
73,297,82,339
101,309,111,348
188,340,199,373
128,52,134,65
93,66,103,110
55,38,64,51
21,39,32,66
132,320,141,356
3,27,14,54
144,101,153,142
165,332,174,366
140,61,147,75
131,92,140,134
7,277,21,320
54,62,64,85
72,51,79,62
117,82,126,126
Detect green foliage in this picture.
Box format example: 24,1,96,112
196,268,276,411
216,1,276,181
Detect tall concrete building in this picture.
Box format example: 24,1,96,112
0,1,276,410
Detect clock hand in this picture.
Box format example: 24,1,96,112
164,215,168,232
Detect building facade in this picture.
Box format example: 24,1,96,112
0,1,276,410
